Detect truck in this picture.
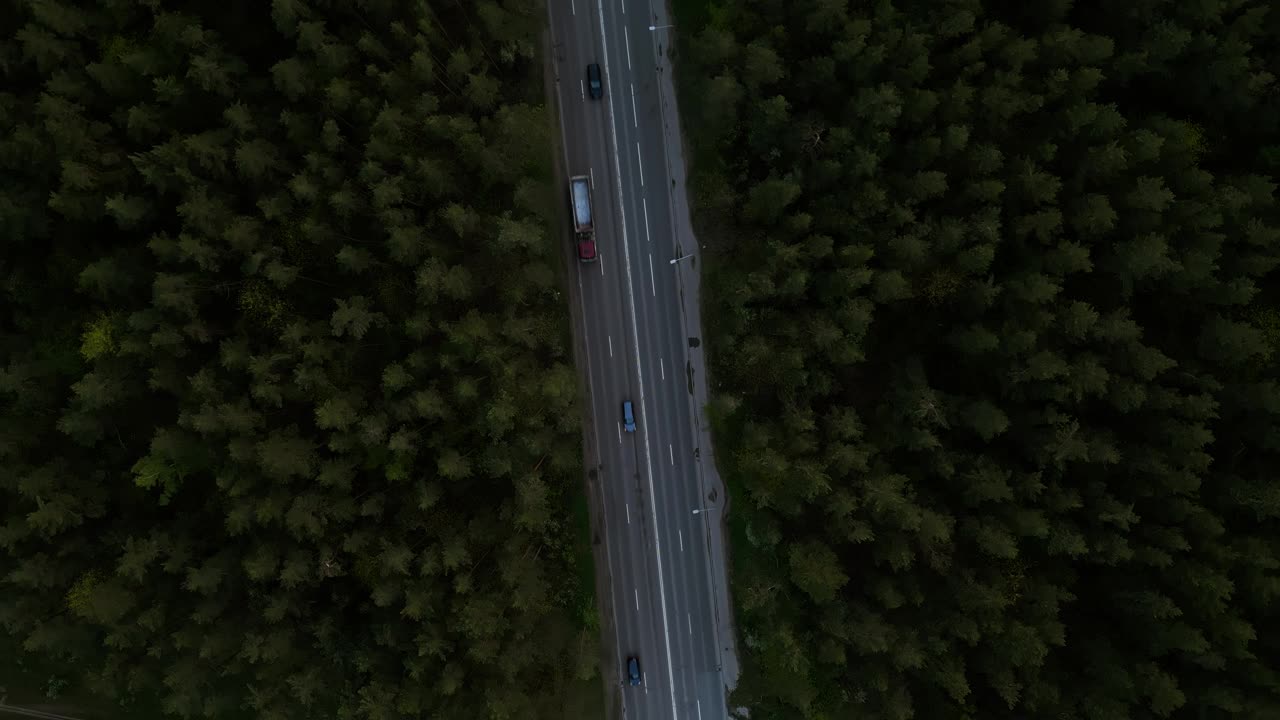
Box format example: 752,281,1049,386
570,175,597,263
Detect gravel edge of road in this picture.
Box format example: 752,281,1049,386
648,0,743,698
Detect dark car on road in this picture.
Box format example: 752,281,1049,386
627,656,641,686
623,401,636,432
587,62,603,99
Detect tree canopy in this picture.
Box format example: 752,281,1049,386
1,1,593,718
677,0,1280,718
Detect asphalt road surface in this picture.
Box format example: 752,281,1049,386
544,1,739,719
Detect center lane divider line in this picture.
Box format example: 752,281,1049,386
595,2,680,717
643,196,652,243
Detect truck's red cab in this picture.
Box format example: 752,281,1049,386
577,235,597,262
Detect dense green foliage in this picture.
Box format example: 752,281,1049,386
677,0,1280,718
0,1,596,718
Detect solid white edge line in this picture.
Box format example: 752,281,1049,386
597,4,680,718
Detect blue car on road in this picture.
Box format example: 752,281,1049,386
623,401,636,432
627,656,641,686
587,62,603,99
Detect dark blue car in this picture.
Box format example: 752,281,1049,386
627,656,641,686
623,401,636,432
587,63,603,99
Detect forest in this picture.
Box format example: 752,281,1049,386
0,1,598,719
674,0,1280,718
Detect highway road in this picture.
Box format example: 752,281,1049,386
544,1,739,719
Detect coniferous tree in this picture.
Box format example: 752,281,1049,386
678,0,1280,717
1,1,593,718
